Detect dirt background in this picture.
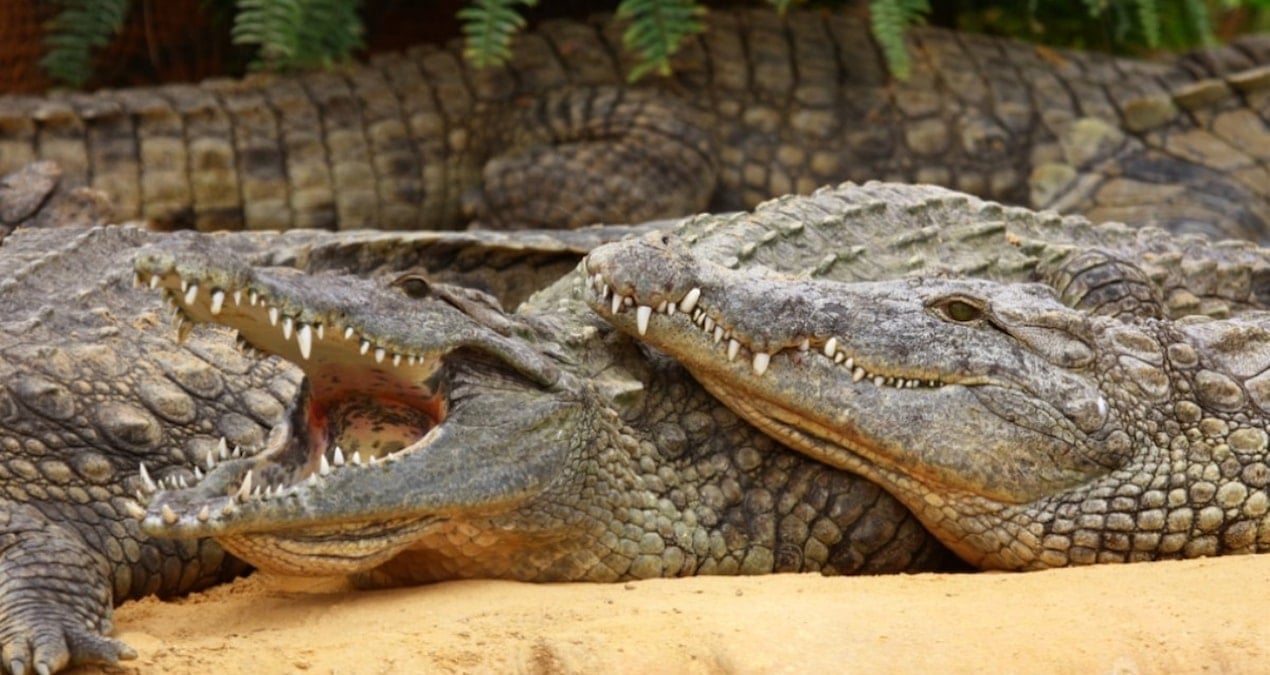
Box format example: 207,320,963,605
77,554,1270,674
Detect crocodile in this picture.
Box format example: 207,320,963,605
1,9,1267,237
130,182,1270,584
0,161,658,675
583,188,1270,570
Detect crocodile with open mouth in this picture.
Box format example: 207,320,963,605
584,195,1270,570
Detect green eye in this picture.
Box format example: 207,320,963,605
395,275,431,299
944,300,981,322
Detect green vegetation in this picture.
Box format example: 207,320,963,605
39,0,1268,88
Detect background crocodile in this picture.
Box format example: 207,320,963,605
588,246,1270,569
1,9,1267,238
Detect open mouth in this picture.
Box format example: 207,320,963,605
129,265,452,530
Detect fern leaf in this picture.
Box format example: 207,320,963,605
233,0,363,72
869,0,930,80
1180,0,1216,47
41,0,134,87
1133,0,1161,47
458,0,537,69
617,0,707,82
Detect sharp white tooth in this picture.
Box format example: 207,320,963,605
392,353,402,367
232,445,243,458
623,296,634,308
873,375,885,386
666,302,676,316
125,499,146,519
232,289,242,305
177,476,188,488
235,471,253,502
180,279,189,293
727,339,740,361
408,355,419,366
296,323,313,360
823,337,838,358
601,283,611,299
374,347,386,364
216,437,228,461
209,290,225,315
319,454,332,476
352,451,363,466
703,316,715,333
194,467,204,480
161,504,178,525
306,474,319,486
197,505,210,522
249,290,259,306
611,292,623,315
138,463,157,492
148,275,160,290
799,338,810,352
282,316,293,341
656,300,668,314
852,367,866,383
333,446,346,466
344,326,355,340
679,287,701,313
636,305,652,336
316,324,325,340
268,306,280,326
752,352,770,375
252,484,263,498
360,339,371,355
222,502,236,516
183,283,199,306
843,357,853,369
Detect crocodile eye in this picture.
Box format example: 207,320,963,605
938,298,984,323
393,274,431,299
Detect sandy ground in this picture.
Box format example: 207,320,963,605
71,554,1270,674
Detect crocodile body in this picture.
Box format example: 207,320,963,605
584,183,1270,569
1,10,1267,237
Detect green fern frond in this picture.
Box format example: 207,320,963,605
1181,0,1217,46
617,0,707,82
232,0,363,72
41,0,134,87
869,0,930,80
458,0,538,69
1133,0,1162,47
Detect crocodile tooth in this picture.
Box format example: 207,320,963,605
135,489,147,504
408,355,419,366
666,302,676,316
344,326,355,340
727,339,741,361
636,305,652,336
835,352,847,364
124,499,146,519
703,316,715,333
852,367,866,383
798,338,810,352
231,445,243,459
296,323,313,360
179,278,189,294
656,300,668,314
611,292,623,315
601,283,611,300
249,290,259,306
306,474,319,487
268,306,280,326
177,475,188,488
873,375,885,386
319,454,331,476
623,295,634,308
252,484,264,499
392,353,402,367
161,504,179,525
333,446,346,466
138,463,157,493
374,347,386,364
219,441,231,460
175,315,193,343
282,316,294,341
197,505,210,522
352,451,363,466
148,275,161,290
360,339,371,355
209,290,225,315
183,283,199,306
232,289,242,306
713,325,724,343
823,337,838,358
222,502,235,516
842,357,853,369
316,324,325,340
193,467,204,480
679,287,701,313
235,471,253,502
752,352,770,375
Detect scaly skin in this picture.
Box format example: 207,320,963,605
1,11,1266,236
584,208,1270,570
129,242,949,584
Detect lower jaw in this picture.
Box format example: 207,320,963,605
216,516,442,576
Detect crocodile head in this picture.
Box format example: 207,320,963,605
130,243,584,579
583,234,1143,567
